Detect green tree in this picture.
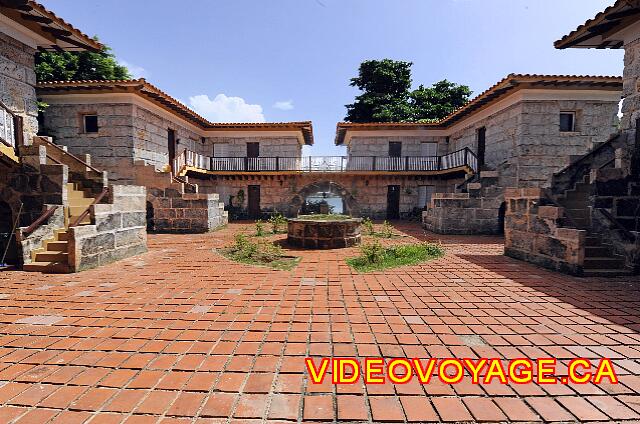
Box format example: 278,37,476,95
344,59,472,123
409,80,472,122
35,39,131,82
345,59,414,122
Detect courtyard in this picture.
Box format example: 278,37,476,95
0,222,639,423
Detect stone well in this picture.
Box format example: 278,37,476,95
287,217,362,249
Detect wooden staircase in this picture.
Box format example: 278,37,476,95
23,183,96,273
556,176,631,277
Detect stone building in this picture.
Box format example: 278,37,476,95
0,1,147,272
504,0,640,276
337,75,621,230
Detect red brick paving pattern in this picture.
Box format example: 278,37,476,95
0,222,639,423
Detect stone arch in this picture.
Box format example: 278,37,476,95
290,181,360,217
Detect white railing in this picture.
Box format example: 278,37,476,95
174,148,478,174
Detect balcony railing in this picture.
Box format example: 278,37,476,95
0,100,23,152
174,147,478,175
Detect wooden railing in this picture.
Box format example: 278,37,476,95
175,148,478,174
35,137,103,178
22,206,58,236
69,187,109,228
0,100,23,152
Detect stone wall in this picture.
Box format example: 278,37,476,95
209,136,302,158
197,173,461,219
347,136,446,157
504,188,586,275
449,99,619,188
148,187,226,233
68,185,147,272
0,32,38,145
41,102,205,184
423,172,504,235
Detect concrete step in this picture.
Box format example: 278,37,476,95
23,261,71,274
582,268,634,277
69,215,91,226
583,256,625,269
585,245,611,257
44,240,68,252
56,230,69,241
34,251,68,262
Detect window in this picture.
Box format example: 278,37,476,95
560,112,576,132
83,115,98,133
389,142,402,157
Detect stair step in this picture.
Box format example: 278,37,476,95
56,230,69,241
68,198,93,208
34,251,68,262
45,241,68,252
23,261,71,274
583,256,625,269
585,246,610,257
69,216,91,226
582,268,634,277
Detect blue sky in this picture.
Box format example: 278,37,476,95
41,0,623,155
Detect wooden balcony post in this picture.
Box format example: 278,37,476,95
276,157,279,171
405,156,409,171
372,156,377,171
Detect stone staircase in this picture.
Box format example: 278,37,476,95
24,182,96,273
555,176,631,277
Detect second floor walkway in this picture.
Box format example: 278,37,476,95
174,147,478,176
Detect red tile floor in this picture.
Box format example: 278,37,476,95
0,222,639,423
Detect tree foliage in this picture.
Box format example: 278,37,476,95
35,39,131,82
345,59,472,123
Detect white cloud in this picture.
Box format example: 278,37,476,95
273,100,294,111
189,94,266,123
118,60,148,79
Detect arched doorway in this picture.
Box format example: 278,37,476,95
146,201,155,232
290,181,359,217
0,201,18,266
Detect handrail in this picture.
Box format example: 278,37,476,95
175,147,478,173
172,175,197,192
69,187,109,228
35,137,103,176
0,99,22,149
553,132,620,178
598,157,616,170
23,206,59,235
595,208,637,242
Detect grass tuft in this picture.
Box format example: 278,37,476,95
219,234,299,271
347,241,445,273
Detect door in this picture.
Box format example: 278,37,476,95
168,128,176,172
387,185,400,220
477,127,486,169
247,142,260,171
248,185,261,219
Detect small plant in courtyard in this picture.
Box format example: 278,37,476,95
347,241,445,273
269,214,288,234
362,217,374,235
255,219,266,237
220,233,299,271
379,220,395,238
361,240,385,264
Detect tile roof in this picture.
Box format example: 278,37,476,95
555,0,637,49
37,79,314,145
1,1,102,51
335,74,622,145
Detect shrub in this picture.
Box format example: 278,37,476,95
362,217,374,235
269,214,287,234
360,240,385,264
255,220,266,237
379,220,394,238
223,233,299,270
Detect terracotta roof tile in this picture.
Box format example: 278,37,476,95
37,79,314,145
335,74,622,144
554,0,634,49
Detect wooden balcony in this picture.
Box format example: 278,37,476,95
174,148,478,176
